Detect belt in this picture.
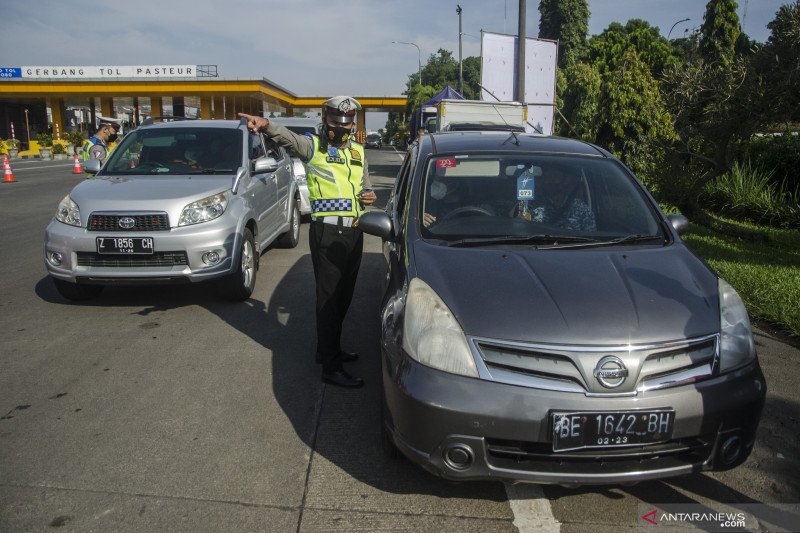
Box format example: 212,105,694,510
314,215,356,228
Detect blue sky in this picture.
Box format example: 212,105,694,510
0,0,789,129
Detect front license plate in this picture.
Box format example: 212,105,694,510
96,237,154,255
552,410,674,452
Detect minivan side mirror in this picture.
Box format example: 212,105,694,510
83,159,101,174
668,214,689,234
358,211,393,240
253,156,280,174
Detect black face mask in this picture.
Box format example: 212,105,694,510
326,125,351,145
107,133,118,143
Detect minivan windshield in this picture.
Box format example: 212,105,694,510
420,154,664,245
103,127,242,175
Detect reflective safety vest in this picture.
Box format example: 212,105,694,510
81,137,110,161
305,135,366,219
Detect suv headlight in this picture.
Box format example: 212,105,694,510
55,195,81,227
402,278,478,378
718,278,756,372
178,192,228,226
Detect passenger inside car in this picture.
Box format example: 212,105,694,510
513,163,596,232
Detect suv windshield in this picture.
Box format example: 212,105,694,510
421,154,664,244
103,127,242,175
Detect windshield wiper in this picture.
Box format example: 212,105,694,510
542,234,665,249
442,234,598,247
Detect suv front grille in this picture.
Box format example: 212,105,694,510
77,252,188,267
88,213,170,232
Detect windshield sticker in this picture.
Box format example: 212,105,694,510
436,157,458,169
517,173,535,200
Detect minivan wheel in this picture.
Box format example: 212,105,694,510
52,278,104,301
219,228,257,301
278,199,300,249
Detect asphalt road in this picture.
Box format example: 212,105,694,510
0,152,798,532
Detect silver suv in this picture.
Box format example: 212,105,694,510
44,117,301,301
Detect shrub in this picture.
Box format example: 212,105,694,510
739,133,800,191
36,133,53,147
64,130,85,148
703,160,800,228
52,143,66,155
4,138,21,150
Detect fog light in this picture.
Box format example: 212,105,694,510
202,251,221,265
720,435,743,466
444,444,473,470
48,251,63,266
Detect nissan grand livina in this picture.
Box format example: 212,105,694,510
357,131,766,485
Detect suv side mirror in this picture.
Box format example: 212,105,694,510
83,159,101,174
253,156,280,174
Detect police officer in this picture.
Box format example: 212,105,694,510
82,120,120,163
239,96,376,388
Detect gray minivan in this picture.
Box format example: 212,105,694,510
357,131,766,485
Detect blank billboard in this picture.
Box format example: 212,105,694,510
480,32,557,135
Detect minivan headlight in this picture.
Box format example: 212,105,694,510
402,278,479,378
178,192,228,226
718,278,756,372
55,195,81,227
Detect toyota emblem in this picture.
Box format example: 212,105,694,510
593,356,629,388
118,217,136,229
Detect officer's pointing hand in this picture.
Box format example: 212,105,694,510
238,113,269,133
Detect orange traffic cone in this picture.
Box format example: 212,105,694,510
3,155,15,183
72,153,82,174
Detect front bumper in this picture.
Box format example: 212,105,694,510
383,350,766,485
43,217,241,284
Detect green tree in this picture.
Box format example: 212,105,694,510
538,0,590,67
699,0,741,65
595,48,678,184
761,0,800,123
559,62,601,140
588,19,679,77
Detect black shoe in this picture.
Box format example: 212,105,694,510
322,369,364,388
340,350,360,363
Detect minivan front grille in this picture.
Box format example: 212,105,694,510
88,213,170,232
474,334,719,395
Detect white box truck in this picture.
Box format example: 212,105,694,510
434,99,527,133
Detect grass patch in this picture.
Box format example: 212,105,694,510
681,222,800,337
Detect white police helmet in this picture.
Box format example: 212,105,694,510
322,96,362,125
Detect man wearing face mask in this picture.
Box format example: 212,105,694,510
238,96,376,388
82,120,120,164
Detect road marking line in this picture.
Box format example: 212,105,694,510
505,483,561,532
6,163,75,171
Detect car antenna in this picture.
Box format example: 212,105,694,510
476,82,544,136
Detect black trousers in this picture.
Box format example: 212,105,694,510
309,219,364,372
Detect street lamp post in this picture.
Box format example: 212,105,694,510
457,4,463,95
668,18,690,40
392,40,422,87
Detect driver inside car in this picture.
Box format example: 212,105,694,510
423,177,468,228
